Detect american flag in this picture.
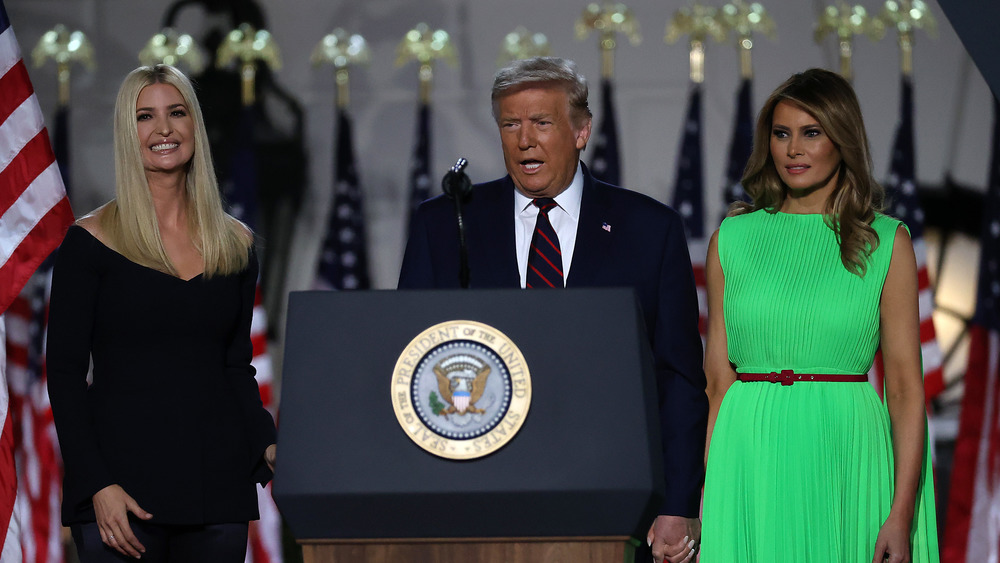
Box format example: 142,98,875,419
224,107,261,233
941,97,1000,563
7,37,72,563
0,2,74,560
6,67,71,563
407,103,432,230
671,83,707,341
721,78,753,220
871,76,945,402
6,265,62,563
222,106,280,563
589,78,621,187
314,108,370,290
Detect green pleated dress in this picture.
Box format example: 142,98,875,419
700,210,939,563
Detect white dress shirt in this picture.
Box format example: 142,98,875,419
513,162,584,288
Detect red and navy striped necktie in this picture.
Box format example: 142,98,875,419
525,198,563,288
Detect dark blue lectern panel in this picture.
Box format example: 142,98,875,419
274,288,663,540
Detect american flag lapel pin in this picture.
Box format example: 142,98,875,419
602,222,611,233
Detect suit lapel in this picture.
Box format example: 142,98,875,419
566,167,614,287
470,178,520,288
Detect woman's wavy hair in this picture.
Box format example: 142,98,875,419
99,64,250,277
733,68,884,276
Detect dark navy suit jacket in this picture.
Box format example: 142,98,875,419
398,165,707,517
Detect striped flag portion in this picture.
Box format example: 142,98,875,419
6,35,72,563
406,103,431,230
721,78,753,220
223,106,273,430
223,106,280,563
0,7,73,315
314,108,370,290
671,84,707,341
872,76,944,402
589,78,621,187
0,1,74,560
0,316,18,563
7,268,62,563
941,98,1000,563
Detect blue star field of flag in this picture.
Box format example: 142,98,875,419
884,76,925,240
722,78,753,220
407,103,432,229
316,109,370,290
223,106,260,230
672,84,705,240
589,78,621,187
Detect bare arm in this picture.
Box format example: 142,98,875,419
704,229,737,465
872,225,926,563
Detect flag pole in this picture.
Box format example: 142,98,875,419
868,0,944,404
665,1,724,343
31,24,94,109
311,30,373,290
719,0,775,81
577,3,640,186
395,23,456,106
717,0,774,215
32,24,94,197
311,29,370,110
879,0,937,78
397,24,455,225
214,22,283,563
138,27,205,74
575,2,641,80
666,0,726,85
217,23,282,107
497,26,550,66
814,2,885,81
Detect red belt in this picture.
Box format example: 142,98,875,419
737,370,868,386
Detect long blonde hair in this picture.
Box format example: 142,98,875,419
734,68,884,276
100,64,250,277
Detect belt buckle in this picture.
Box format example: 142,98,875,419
769,370,795,386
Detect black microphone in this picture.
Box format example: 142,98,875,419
442,158,472,288
442,157,472,202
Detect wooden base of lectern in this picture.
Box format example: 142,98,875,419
300,537,637,563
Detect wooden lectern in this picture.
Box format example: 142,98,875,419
274,289,664,563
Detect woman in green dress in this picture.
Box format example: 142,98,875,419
700,68,938,562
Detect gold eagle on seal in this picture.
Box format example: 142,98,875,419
433,354,491,417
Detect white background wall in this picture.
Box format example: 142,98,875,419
7,0,994,340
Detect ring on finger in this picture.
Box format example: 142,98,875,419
108,534,115,542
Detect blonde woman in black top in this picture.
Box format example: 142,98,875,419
47,64,276,562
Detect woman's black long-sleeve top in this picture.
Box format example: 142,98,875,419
46,225,276,525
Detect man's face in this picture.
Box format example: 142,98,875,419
496,85,591,199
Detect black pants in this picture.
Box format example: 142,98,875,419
71,520,248,563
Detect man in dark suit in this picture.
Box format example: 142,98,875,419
398,57,706,563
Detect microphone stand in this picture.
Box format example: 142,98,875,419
442,157,472,288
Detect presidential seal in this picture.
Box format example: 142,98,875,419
391,320,531,460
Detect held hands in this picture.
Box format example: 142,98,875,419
264,443,277,473
872,513,912,563
92,484,152,559
647,515,700,563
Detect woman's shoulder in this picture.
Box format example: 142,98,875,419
222,213,254,247
871,212,907,238
56,217,111,269
74,202,116,250
720,208,769,231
